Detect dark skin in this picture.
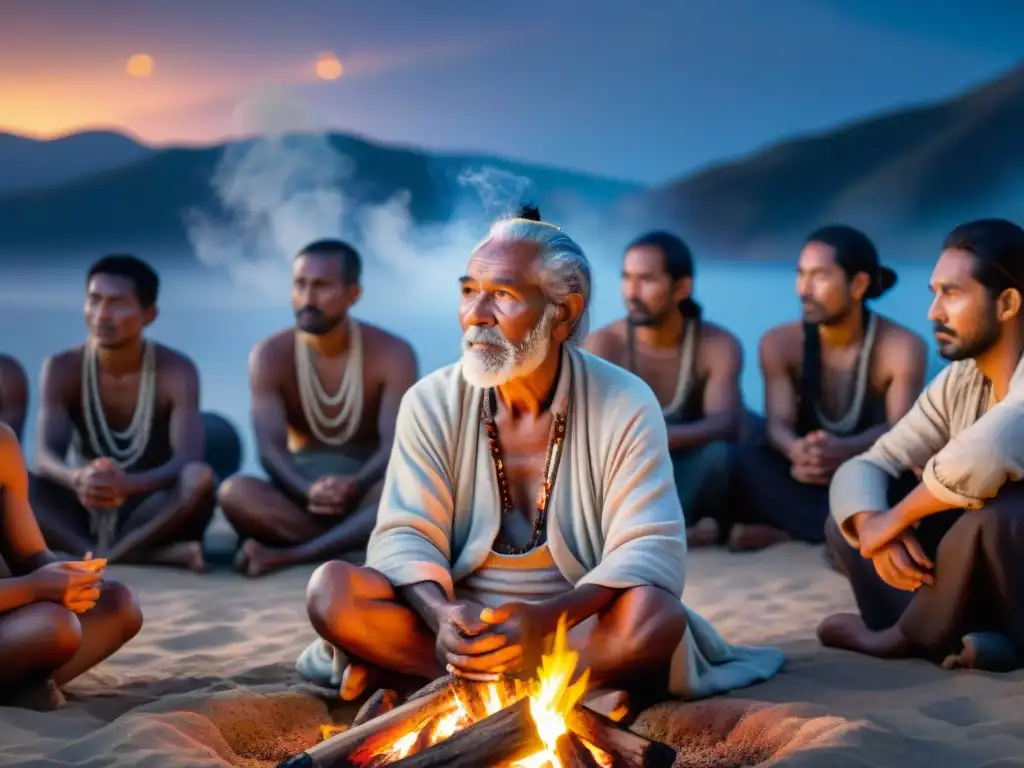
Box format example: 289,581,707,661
586,243,743,546
217,252,418,578
744,241,927,549
306,238,687,701
818,248,1024,658
32,272,215,571
0,423,143,709
0,354,29,441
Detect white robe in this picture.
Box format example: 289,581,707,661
366,345,785,699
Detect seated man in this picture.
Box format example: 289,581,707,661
0,353,29,440
585,232,742,547
30,255,218,571
218,239,417,578
0,422,143,710
300,207,784,701
728,225,926,550
821,218,1024,669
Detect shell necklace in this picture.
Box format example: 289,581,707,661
295,316,364,446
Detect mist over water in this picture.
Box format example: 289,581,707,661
0,87,947,472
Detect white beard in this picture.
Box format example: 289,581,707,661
460,305,556,389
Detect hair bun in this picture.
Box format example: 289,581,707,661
516,203,542,222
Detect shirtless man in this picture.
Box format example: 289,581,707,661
585,232,742,547
728,225,927,550
217,239,418,578
30,255,217,571
0,353,29,440
0,423,142,710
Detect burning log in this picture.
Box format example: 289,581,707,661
385,696,543,768
567,705,676,768
275,683,459,768
555,732,603,768
351,689,398,728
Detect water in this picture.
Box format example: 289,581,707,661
0,259,939,474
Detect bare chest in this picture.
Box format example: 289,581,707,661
77,370,165,431
802,345,883,418
284,355,379,445
629,347,688,408
487,415,559,549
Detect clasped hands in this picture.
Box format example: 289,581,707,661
854,509,934,592
31,554,107,615
307,475,361,516
74,458,132,509
436,600,554,681
788,430,848,485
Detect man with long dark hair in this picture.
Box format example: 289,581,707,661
585,232,742,546
727,225,927,550
821,218,1024,670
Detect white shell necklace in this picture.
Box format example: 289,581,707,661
81,339,156,470
295,316,364,447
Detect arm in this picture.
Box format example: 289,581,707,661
829,366,955,545
667,333,743,450
351,342,419,500
760,329,801,458
0,356,29,441
0,424,57,582
124,357,204,495
250,342,313,501
834,331,928,458
365,377,457,600
33,355,81,491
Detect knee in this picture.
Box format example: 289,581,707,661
216,475,258,515
611,586,687,663
824,517,857,565
98,580,144,642
24,603,83,665
697,440,732,480
306,560,361,636
180,462,216,504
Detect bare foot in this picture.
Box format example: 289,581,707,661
817,612,912,658
728,523,792,551
686,518,719,548
235,539,287,578
340,661,380,701
3,679,67,711
149,541,207,572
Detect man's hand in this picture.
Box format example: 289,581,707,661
870,532,933,591
28,560,104,614
74,458,130,509
858,508,912,559
307,475,360,516
435,600,513,681
790,462,831,485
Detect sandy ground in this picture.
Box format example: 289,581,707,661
3,541,1024,768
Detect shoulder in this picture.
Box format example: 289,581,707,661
582,320,627,360
356,320,418,367
153,342,199,377
698,321,742,362
0,354,27,380
249,329,295,374
758,321,802,368
873,314,927,362
0,421,18,453
40,346,83,385
577,348,662,416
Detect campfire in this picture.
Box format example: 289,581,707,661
280,616,676,768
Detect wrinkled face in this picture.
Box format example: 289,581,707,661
621,245,689,326
928,248,1001,361
796,241,856,325
458,239,559,388
84,273,153,348
291,254,359,335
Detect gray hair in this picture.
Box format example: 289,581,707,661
474,217,592,343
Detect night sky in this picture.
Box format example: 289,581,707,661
2,0,1021,182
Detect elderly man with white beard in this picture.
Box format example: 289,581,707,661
298,207,785,704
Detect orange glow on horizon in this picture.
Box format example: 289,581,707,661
126,53,155,78
315,52,343,80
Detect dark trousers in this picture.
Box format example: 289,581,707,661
671,440,733,526
827,482,1024,660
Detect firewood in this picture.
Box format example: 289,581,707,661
452,678,491,722
351,689,398,728
555,732,602,768
567,704,676,768
274,681,459,768
385,696,544,768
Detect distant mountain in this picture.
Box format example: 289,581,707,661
0,131,641,257
618,65,1024,258
0,131,152,197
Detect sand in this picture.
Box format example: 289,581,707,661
3,541,1024,768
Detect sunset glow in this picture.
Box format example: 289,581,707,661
126,53,155,78
315,52,343,81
